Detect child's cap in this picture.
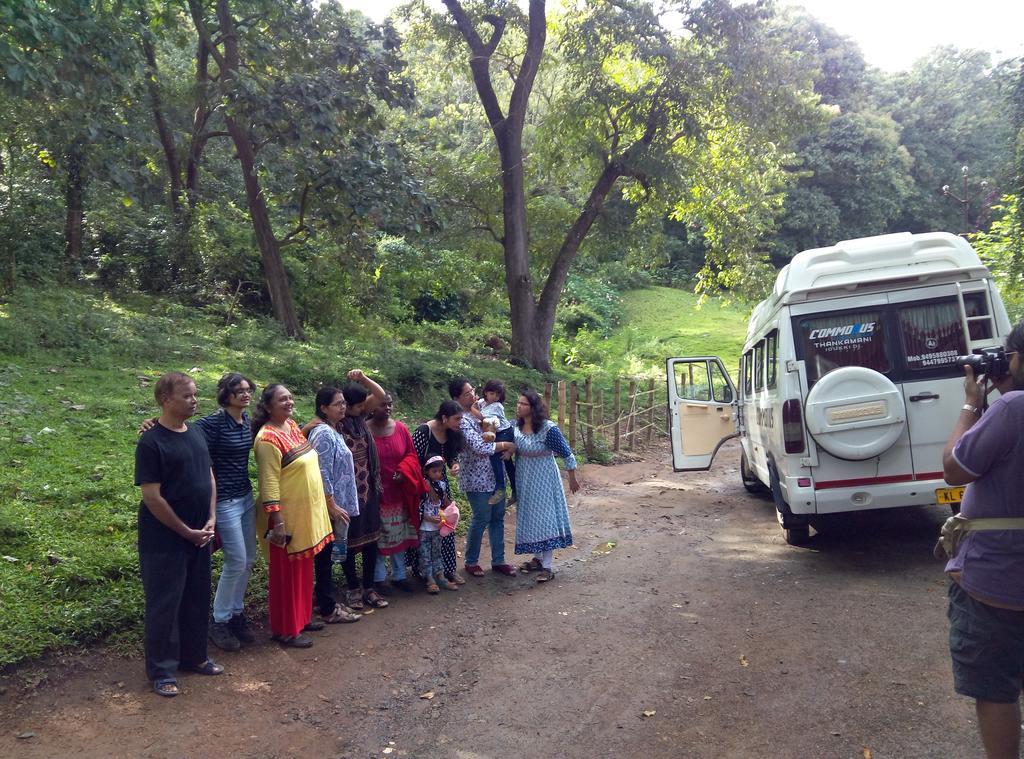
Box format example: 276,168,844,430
424,455,446,471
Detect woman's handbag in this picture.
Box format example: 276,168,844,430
933,515,1024,559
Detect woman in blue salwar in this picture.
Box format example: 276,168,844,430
512,390,580,583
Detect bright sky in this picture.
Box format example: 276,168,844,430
341,0,1024,72
780,0,1024,71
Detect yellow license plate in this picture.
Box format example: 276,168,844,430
936,487,965,505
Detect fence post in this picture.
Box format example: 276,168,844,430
557,380,566,430
585,376,594,457
613,378,621,452
622,378,630,450
543,382,552,414
646,377,655,446
597,388,605,450
568,381,578,450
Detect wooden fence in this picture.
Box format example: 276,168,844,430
540,377,666,458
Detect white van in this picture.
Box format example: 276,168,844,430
666,232,1011,544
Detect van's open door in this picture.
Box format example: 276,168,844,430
666,357,738,471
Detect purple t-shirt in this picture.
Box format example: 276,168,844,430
946,390,1024,606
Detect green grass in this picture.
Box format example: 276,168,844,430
592,286,752,378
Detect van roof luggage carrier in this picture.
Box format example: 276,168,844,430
770,232,991,307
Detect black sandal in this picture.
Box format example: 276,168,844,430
536,569,554,583
185,659,224,676
153,678,179,697
363,589,389,608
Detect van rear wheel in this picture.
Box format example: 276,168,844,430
769,460,811,546
784,526,811,545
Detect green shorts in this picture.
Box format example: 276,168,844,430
948,581,1024,704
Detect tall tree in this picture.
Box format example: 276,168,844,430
435,0,816,370
1,1,138,272
886,48,1016,234
186,0,419,338
186,0,303,336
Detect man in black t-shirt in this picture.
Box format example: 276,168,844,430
134,371,222,697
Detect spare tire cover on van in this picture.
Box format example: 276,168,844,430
803,366,906,461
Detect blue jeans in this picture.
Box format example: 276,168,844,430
373,553,408,583
211,493,256,624
464,490,506,567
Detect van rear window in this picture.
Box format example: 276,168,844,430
798,310,888,383
898,299,966,372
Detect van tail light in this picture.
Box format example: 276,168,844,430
783,399,805,454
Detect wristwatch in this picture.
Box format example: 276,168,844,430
961,403,980,415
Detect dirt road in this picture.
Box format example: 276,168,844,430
0,441,977,758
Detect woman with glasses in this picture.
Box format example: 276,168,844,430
193,372,259,652
303,387,361,624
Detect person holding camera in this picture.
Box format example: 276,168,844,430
942,321,1024,759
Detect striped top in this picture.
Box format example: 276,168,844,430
194,409,253,499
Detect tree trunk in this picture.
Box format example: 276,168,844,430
2,141,14,291
224,112,304,339
497,129,542,368
532,161,624,368
212,0,304,339
445,0,549,369
185,39,211,210
140,16,182,214
63,136,85,272
140,13,198,281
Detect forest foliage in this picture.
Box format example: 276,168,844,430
1,0,1022,369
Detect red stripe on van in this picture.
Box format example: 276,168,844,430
914,471,945,481
814,474,914,490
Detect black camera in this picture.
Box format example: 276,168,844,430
956,346,1011,378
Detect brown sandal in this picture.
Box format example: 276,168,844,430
363,589,389,608
346,590,365,610
519,558,543,572
322,604,360,624
536,569,554,583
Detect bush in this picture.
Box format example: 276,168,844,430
0,175,64,288
556,274,622,338
367,237,502,325
971,195,1024,322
